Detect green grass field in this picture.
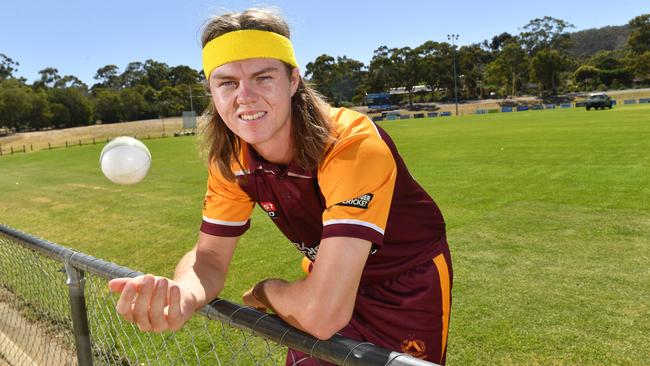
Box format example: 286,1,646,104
1,104,649,365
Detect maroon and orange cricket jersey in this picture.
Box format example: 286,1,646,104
200,107,446,282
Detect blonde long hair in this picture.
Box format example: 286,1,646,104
200,8,332,181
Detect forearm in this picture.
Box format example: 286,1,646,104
253,278,318,332
252,276,354,340
173,243,231,308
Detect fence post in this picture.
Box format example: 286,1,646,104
11,146,14,154
64,254,94,366
66,141,69,148
79,139,82,146
49,142,52,150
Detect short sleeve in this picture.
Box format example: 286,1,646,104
200,165,255,237
318,114,397,246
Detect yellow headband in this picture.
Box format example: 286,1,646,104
202,29,298,79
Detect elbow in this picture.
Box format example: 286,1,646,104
300,304,352,340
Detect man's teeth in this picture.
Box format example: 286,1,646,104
240,112,266,121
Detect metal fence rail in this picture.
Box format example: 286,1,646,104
0,224,437,366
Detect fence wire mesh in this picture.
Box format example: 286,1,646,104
0,225,438,366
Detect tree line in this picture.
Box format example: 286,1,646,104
304,14,650,106
1,14,649,131
0,58,209,131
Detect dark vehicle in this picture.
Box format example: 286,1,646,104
585,93,613,110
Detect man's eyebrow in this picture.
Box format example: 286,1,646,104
212,67,279,80
251,67,279,77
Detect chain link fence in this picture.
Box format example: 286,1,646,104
0,224,437,366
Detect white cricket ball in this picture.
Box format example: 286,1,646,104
99,136,151,185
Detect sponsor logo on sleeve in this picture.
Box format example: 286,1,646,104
260,201,279,219
336,193,374,209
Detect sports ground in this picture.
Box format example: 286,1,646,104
1,104,649,365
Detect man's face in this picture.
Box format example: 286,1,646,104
209,58,300,157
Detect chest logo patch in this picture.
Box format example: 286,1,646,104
260,201,279,219
336,193,374,209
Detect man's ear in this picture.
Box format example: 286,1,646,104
290,67,300,96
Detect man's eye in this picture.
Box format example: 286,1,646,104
219,81,236,87
258,76,272,81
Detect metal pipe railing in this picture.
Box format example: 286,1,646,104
0,223,438,366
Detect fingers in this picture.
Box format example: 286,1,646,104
132,275,155,331
113,275,187,333
166,284,183,331
242,288,267,312
108,278,130,293
115,279,138,322
149,278,168,333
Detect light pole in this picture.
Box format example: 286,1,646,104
188,85,195,113
447,34,459,116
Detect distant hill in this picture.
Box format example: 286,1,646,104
568,25,631,58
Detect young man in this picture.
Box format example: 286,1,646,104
109,8,452,365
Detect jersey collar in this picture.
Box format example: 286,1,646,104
245,144,313,178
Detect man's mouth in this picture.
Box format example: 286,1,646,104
239,111,267,121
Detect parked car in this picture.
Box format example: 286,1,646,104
585,93,613,110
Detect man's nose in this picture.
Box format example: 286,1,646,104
236,81,257,104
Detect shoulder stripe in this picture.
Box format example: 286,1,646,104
202,216,248,226
322,219,385,235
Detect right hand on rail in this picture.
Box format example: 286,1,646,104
108,274,198,333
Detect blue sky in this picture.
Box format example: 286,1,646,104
1,0,648,86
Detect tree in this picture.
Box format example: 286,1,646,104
49,103,70,129
94,89,123,123
305,55,366,104
305,54,337,99
169,65,201,86
94,65,121,89
0,53,19,80
330,56,366,103
158,85,186,117
35,67,61,89
188,83,210,113
457,44,493,99
574,65,601,90
54,75,87,89
48,87,92,127
485,41,528,96
27,89,53,130
143,59,170,90
121,62,146,88
483,32,515,52
630,51,650,80
519,16,575,55
0,79,31,129
416,41,453,100
120,88,148,121
530,49,566,95
628,14,650,55
366,46,399,93
389,47,422,105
